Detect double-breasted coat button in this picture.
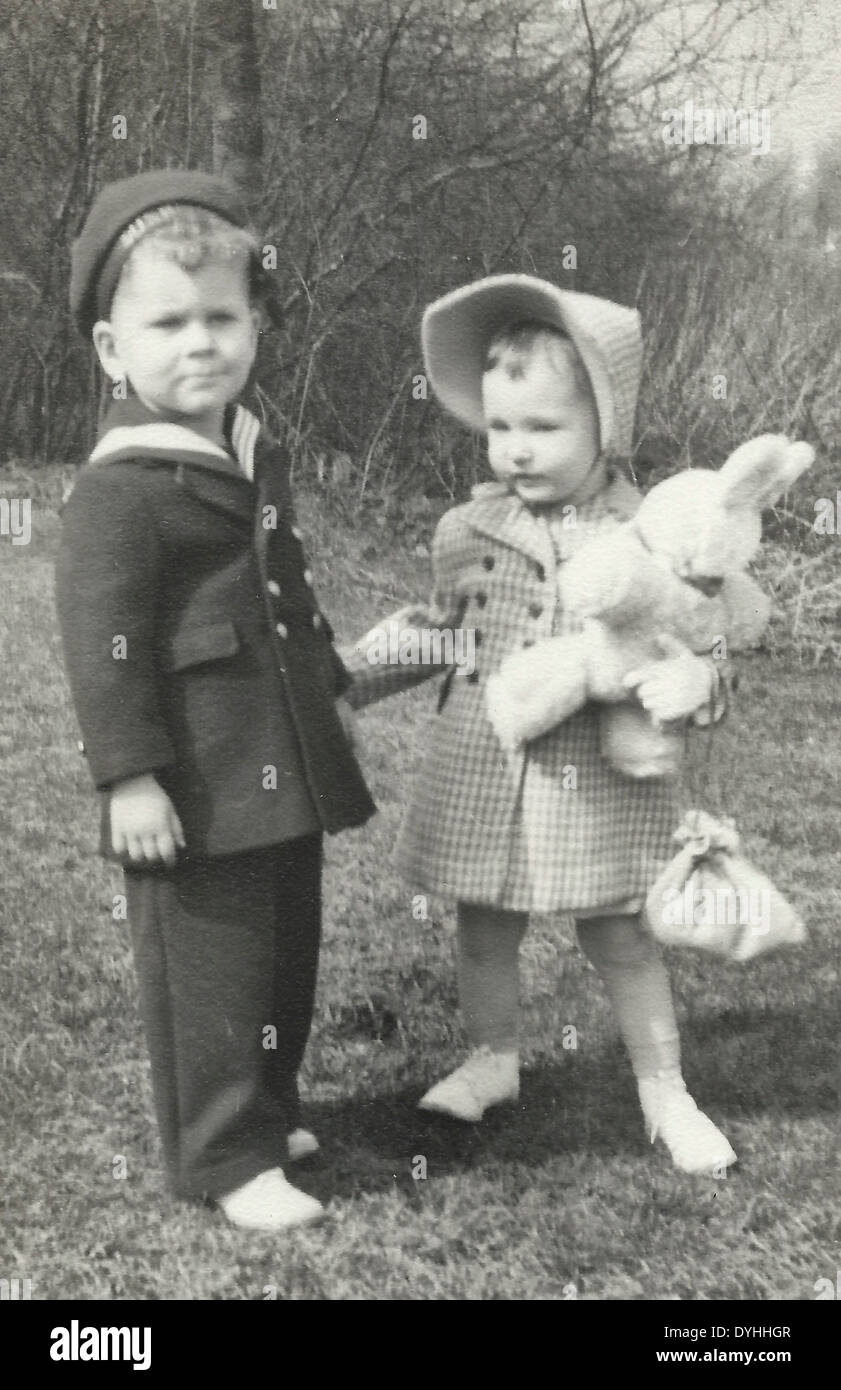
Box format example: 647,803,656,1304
482,556,495,570
535,563,546,582
312,613,323,630
275,621,288,639
528,601,543,618
476,592,488,608
267,579,281,597
303,568,314,586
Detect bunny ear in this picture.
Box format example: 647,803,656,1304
719,435,815,510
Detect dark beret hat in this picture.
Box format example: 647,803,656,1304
69,168,252,336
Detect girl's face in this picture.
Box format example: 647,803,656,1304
482,351,601,507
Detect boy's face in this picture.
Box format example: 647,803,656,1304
482,350,601,507
92,246,260,443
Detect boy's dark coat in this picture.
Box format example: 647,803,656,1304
56,399,375,858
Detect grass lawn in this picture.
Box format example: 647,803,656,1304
0,484,838,1301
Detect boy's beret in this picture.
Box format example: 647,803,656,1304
70,168,252,336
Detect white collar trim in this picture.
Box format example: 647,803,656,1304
89,406,261,480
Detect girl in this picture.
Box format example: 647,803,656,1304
347,275,735,1175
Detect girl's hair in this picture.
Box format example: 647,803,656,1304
100,205,266,317
484,320,592,396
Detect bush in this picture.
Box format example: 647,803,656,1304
753,541,841,666
3,0,834,511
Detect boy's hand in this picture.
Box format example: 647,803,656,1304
110,774,186,868
624,634,715,724
335,697,357,749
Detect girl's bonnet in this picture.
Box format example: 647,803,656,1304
421,274,642,460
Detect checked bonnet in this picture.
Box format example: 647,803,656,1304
421,274,643,458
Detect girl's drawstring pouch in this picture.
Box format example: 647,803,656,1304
642,682,806,962
643,808,806,961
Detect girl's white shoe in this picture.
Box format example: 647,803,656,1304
637,1070,737,1175
418,1046,519,1121
219,1168,325,1231
287,1129,320,1162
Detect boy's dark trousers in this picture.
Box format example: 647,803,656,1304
124,833,322,1200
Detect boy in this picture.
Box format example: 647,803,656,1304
57,169,375,1230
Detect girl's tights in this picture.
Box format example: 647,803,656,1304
456,901,681,1079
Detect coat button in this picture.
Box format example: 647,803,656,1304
523,639,535,648
303,568,314,586
291,525,303,541
275,622,288,639
535,563,546,582
476,592,488,608
267,580,281,597
312,613,323,630
528,601,543,618
482,556,495,570
76,739,86,754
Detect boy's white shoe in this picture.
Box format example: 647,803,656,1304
218,1168,325,1231
638,1070,737,1175
418,1046,519,1121
287,1128,320,1162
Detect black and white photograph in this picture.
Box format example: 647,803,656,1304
0,0,838,1331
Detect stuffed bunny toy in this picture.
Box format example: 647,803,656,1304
485,435,814,777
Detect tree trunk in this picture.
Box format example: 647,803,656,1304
202,0,263,197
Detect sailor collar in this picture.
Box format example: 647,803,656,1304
88,400,261,482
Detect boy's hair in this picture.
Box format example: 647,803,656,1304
97,205,265,320
484,321,592,397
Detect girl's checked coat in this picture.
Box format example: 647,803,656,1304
347,474,725,916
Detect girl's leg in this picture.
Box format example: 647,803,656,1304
576,914,736,1173
575,913,680,1078
456,901,528,1052
419,902,527,1121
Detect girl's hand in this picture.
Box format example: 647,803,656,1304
110,774,186,868
354,604,436,656
624,634,715,724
